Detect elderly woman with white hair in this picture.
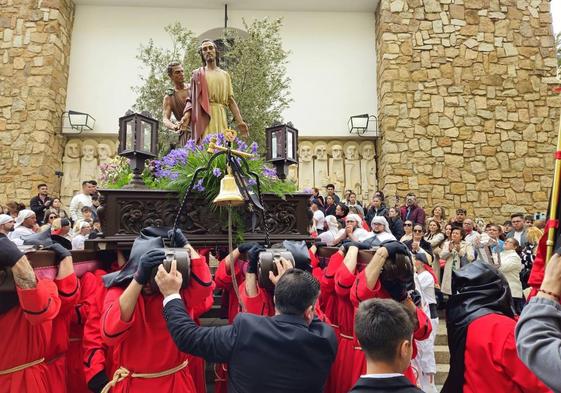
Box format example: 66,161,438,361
334,213,374,244
318,215,342,246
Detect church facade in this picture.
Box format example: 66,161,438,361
1,0,559,222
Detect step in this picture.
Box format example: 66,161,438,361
434,344,450,364
435,363,450,385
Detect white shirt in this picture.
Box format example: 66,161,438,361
351,228,375,242
313,210,325,230
374,231,397,243
8,226,35,245
163,293,182,307
464,231,480,246
71,234,88,250
69,193,93,222
417,270,436,305
499,249,523,298
514,230,523,243
318,229,339,246
361,373,404,378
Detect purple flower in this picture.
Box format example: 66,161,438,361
184,139,197,152
202,134,213,145
236,139,247,152
263,166,277,178
303,188,313,194
160,148,188,167
247,178,257,186
250,142,258,155
212,167,222,177
216,133,225,146
194,178,205,192
155,168,172,179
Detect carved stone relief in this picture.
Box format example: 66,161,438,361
293,138,378,203
60,136,118,205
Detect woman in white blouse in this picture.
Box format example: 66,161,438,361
499,237,524,314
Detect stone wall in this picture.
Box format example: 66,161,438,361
376,0,560,222
0,0,75,204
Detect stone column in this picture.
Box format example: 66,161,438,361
376,0,560,221
0,0,75,202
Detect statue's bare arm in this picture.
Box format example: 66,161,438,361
162,95,180,131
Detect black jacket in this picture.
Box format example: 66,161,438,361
365,206,388,227
29,195,52,225
349,376,424,393
388,217,405,240
164,298,338,393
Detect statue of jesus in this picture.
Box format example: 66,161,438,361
183,39,248,143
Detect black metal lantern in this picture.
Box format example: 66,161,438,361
118,110,159,188
265,123,298,180
348,113,379,137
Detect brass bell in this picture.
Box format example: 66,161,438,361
213,166,245,206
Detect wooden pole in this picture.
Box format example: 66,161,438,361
546,110,561,263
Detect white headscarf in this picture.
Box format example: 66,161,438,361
0,214,14,225
371,216,392,234
15,209,35,228
324,215,339,232
371,216,396,242
346,213,363,228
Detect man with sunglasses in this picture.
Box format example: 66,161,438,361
399,193,425,226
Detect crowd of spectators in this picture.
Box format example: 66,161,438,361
1,180,101,250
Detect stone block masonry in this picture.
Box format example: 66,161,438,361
0,0,75,203
376,0,560,222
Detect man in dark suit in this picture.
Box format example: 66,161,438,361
350,298,423,393
156,260,337,393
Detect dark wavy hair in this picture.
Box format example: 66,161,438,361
199,39,220,66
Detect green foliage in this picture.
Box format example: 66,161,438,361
223,18,292,150
132,19,291,155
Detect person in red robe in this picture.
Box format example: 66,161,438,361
100,230,214,393
240,241,329,321
0,235,62,393
350,242,432,386
45,245,81,393
442,261,550,393
66,270,107,393
82,253,126,393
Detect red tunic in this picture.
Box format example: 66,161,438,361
0,279,61,393
66,272,103,393
214,256,245,323
330,262,360,393
349,270,432,385
213,256,246,393
101,256,214,393
45,273,80,393
82,270,114,386
463,313,551,393
320,252,344,330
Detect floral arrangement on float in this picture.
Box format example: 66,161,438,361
99,132,297,202
99,133,298,239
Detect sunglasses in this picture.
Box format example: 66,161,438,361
404,223,413,227
48,216,57,219
413,229,423,233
